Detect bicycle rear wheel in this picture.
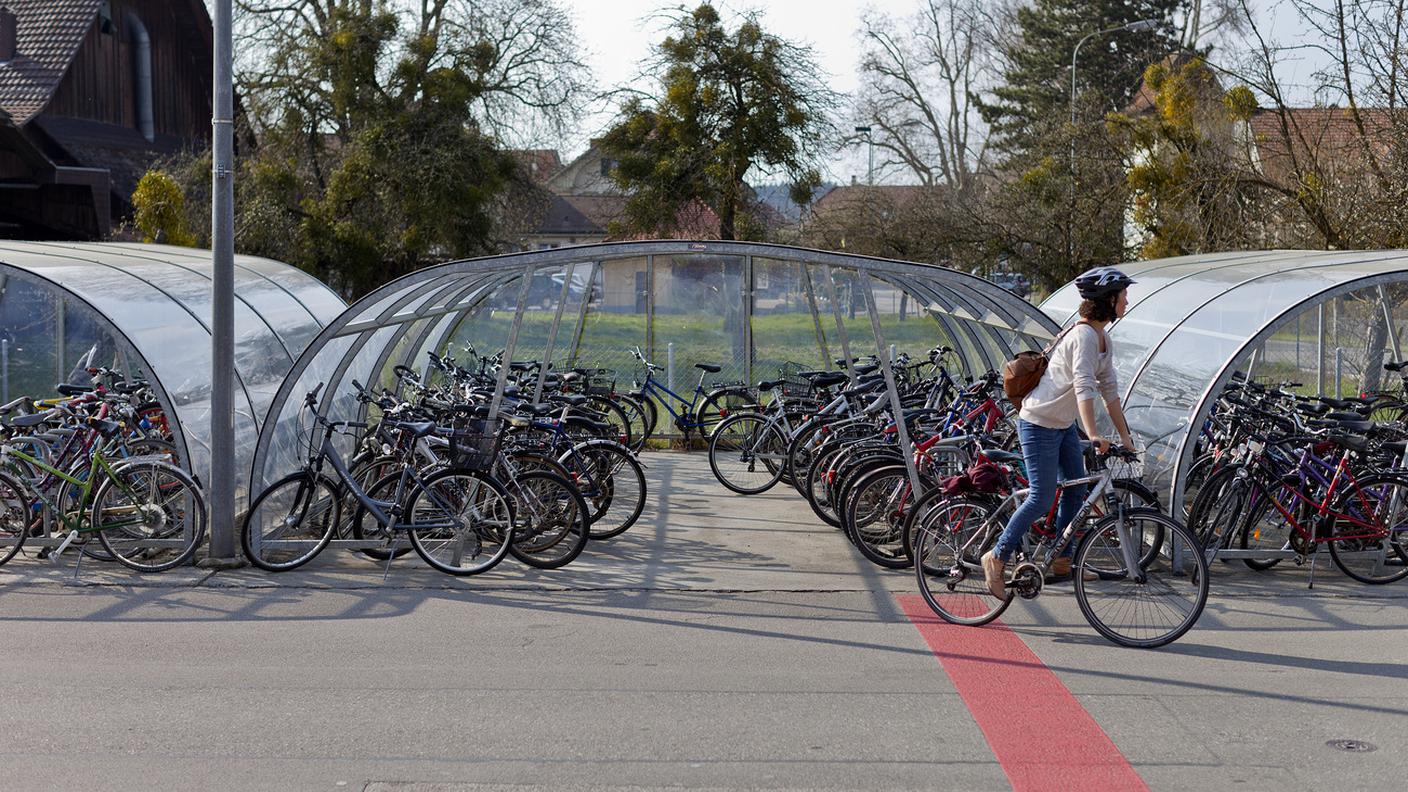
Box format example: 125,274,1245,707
843,465,914,569
1327,473,1408,584
406,468,514,576
93,461,207,572
561,441,646,539
910,493,1012,626
507,470,589,569
241,471,340,571
1074,509,1208,648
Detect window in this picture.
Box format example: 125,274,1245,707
599,157,616,177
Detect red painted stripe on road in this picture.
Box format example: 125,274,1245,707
898,595,1148,792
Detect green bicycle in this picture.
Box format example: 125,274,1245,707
0,419,206,572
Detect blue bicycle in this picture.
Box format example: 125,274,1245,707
627,346,756,443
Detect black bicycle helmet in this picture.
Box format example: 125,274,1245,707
1074,266,1136,300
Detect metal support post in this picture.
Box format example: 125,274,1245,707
1335,347,1343,398
54,299,65,383
743,256,754,386
1317,303,1326,394
1378,285,1403,364
859,271,922,495
800,265,830,367
645,256,656,364
1,338,8,403
532,268,576,404
565,262,598,368
667,342,675,392
202,0,239,567
819,266,857,379
1245,347,1258,382
490,263,536,422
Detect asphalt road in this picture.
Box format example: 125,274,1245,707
1,452,1403,791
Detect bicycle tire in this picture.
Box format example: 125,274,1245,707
843,465,914,569
697,386,758,437
1326,472,1408,584
560,440,646,539
406,467,514,576
1073,509,1208,648
910,493,1013,625
93,460,207,572
708,412,787,494
506,470,589,569
240,471,340,571
0,470,31,566
585,395,633,448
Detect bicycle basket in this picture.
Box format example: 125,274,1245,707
448,419,501,472
584,368,616,396
777,361,813,399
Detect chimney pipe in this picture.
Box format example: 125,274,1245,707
125,12,154,141
0,7,18,63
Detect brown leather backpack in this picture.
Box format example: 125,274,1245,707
1002,321,1094,409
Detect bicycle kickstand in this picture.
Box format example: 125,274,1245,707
1307,547,1318,590
382,538,397,583
49,529,82,581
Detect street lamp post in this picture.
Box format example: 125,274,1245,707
1068,18,1159,265
855,125,873,185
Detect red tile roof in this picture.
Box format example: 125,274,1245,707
0,0,103,126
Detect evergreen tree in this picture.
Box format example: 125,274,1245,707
978,0,1182,288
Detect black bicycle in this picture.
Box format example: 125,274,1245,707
241,383,515,576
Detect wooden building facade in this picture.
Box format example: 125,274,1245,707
0,0,212,239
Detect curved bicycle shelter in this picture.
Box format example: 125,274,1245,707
0,242,346,529
245,241,1063,558
1042,250,1408,536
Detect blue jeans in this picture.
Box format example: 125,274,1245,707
993,420,1087,562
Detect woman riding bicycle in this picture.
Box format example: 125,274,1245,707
982,266,1138,598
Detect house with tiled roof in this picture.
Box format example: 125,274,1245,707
0,0,213,239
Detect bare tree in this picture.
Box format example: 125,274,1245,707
848,0,997,188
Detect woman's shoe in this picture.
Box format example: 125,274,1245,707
981,551,1006,599
1049,556,1098,582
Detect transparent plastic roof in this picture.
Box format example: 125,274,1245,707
250,241,1062,489
1041,250,1408,504
0,242,345,501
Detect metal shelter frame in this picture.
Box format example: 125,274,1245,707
1041,250,1408,520
0,242,345,511
248,241,1063,497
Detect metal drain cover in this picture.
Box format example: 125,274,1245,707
1327,739,1377,753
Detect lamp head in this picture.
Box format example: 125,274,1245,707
1124,19,1159,32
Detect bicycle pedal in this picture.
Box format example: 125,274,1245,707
51,530,79,560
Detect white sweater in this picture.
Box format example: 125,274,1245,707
1019,323,1119,430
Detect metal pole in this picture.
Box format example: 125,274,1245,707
667,342,675,392
743,256,754,386
859,270,922,494
1378,285,1403,363
1335,347,1343,398
490,263,537,422
203,0,238,566
565,261,598,368
1,338,8,403
645,255,655,364
800,265,830,366
1317,303,1326,394
532,268,576,404
54,299,65,383
820,266,857,379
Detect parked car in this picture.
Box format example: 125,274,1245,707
987,271,1031,298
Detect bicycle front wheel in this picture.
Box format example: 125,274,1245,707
708,413,787,494
561,441,646,539
1074,509,1208,648
93,461,207,572
910,493,1012,626
406,468,514,576
241,471,340,571
0,471,32,566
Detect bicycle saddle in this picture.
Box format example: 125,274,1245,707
1295,402,1329,416
757,379,785,391
390,420,436,437
55,384,94,397
982,449,1024,465
1386,361,1406,372
6,413,51,428
549,394,589,407
807,372,848,388
0,397,30,415
1332,418,1375,434
695,363,722,373
1324,411,1367,422
854,364,879,375
1383,439,1407,457
518,403,557,417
